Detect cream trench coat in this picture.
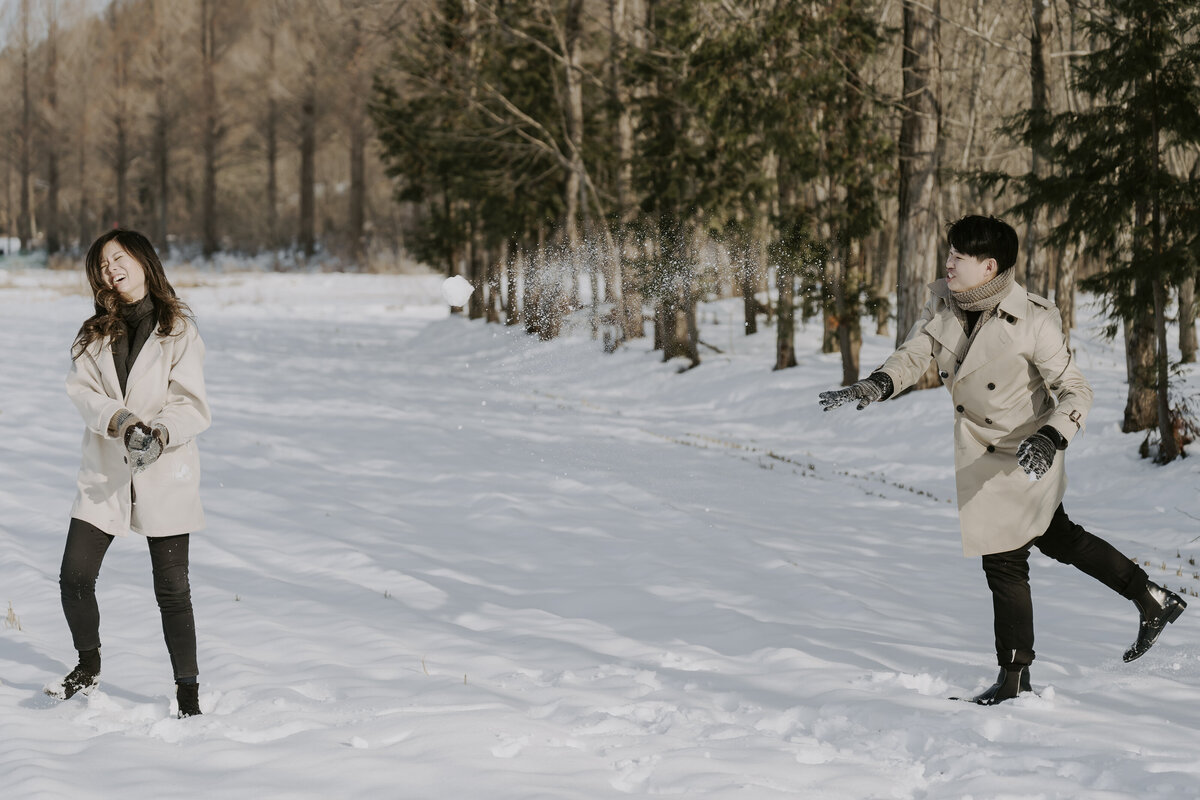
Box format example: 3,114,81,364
877,279,1092,557
66,319,211,537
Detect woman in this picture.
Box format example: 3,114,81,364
46,229,211,719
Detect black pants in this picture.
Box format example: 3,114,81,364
59,518,198,681
981,505,1147,669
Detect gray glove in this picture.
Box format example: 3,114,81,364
1016,430,1056,480
111,409,143,444
819,373,893,412
127,423,166,474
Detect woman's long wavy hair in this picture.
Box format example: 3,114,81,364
72,229,192,359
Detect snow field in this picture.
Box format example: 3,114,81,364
0,266,1198,798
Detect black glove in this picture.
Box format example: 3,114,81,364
819,372,893,412
127,423,166,474
1016,430,1057,480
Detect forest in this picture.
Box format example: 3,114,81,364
2,0,1198,461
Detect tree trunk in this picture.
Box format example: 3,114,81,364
1054,245,1076,347
873,225,893,336
895,0,942,390
775,265,797,370
347,20,367,265
349,113,366,263
44,6,61,255
740,226,759,335
562,0,586,308
505,235,521,326
611,0,642,340
299,60,317,258
1122,283,1158,433
1023,0,1051,298
837,239,864,386
115,118,128,228
822,249,841,355
467,215,484,320
1151,278,1177,462
1180,273,1197,364
487,240,502,323
662,288,699,367
18,0,33,250
78,107,89,246
201,0,218,258
153,0,170,252
265,20,279,251
756,210,773,326
105,2,130,228
1148,67,1177,463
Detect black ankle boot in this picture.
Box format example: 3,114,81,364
966,667,1032,705
176,681,202,719
44,648,101,701
1124,581,1187,663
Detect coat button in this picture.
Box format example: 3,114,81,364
987,382,996,390
123,457,128,464
987,445,996,453
956,405,965,413
940,371,949,379
985,418,993,424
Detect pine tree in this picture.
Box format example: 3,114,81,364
989,0,1200,463
812,1,892,385
373,0,562,315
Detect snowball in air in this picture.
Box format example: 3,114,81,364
441,276,475,307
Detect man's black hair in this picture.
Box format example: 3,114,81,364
947,215,1019,274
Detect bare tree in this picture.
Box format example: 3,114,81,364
298,55,317,257
103,2,132,228
609,0,644,340
346,17,368,263
200,0,219,256
144,0,184,252
894,0,943,390
18,0,34,249
1022,0,1051,298
41,0,63,254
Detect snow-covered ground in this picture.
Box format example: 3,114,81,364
1,263,1198,799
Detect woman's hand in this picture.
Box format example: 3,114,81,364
127,423,166,474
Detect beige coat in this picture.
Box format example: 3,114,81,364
66,319,211,537
877,279,1092,557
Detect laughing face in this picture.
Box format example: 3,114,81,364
945,246,997,293
99,240,148,302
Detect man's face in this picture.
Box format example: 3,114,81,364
946,246,997,292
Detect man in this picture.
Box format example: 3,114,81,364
819,215,1186,705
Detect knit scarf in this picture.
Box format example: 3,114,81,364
949,268,1015,355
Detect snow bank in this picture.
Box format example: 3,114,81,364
0,270,1197,799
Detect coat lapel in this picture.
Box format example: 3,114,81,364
955,283,1027,380
92,339,123,400
922,281,968,362
124,333,165,399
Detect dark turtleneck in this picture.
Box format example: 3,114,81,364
112,295,156,396
964,309,983,337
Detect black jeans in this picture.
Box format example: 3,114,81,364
59,518,198,681
981,504,1147,670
